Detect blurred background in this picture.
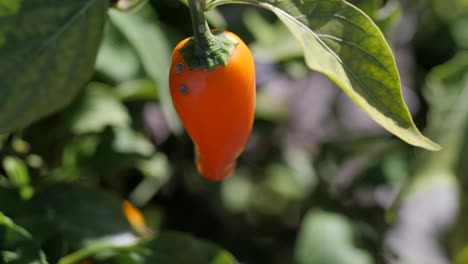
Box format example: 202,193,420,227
1,0,468,263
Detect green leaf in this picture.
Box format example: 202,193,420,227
108,6,182,133
3,157,29,187
455,245,468,264
139,231,237,264
2,156,33,199
114,79,158,102
57,232,140,264
0,212,48,264
0,0,108,133
452,193,468,263
0,1,21,17
263,164,308,200
353,0,383,15
221,172,253,213
129,153,171,206
70,83,131,134
207,0,440,151
95,21,141,82
111,0,149,12
398,52,468,202
17,184,135,249
112,127,155,156
432,0,468,21
244,9,303,62
294,210,372,264
420,52,468,171
0,187,27,217
355,0,401,34
1,184,141,263
387,54,468,263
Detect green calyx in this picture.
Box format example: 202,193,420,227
179,29,237,71
183,0,237,71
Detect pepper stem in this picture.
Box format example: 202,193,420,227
180,0,237,71
188,0,212,41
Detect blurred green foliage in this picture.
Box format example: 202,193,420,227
1,0,468,263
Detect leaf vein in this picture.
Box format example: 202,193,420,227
316,33,395,81
269,4,401,124
295,13,368,34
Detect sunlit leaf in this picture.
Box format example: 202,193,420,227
295,210,372,264
113,127,155,156
0,1,21,17
455,244,468,264
207,0,439,151
70,83,131,134
114,79,158,101
221,172,253,213
264,164,307,200
129,154,171,207
0,0,108,133
95,21,141,82
2,156,33,199
57,232,140,264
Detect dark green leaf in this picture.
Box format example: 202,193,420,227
140,231,237,264
0,0,108,133
4,184,135,253
0,188,27,217
0,212,48,264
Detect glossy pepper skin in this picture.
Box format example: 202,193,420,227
169,31,255,181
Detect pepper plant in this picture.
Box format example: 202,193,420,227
2,0,466,263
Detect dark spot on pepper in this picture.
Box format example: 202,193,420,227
175,63,183,73
180,85,188,95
